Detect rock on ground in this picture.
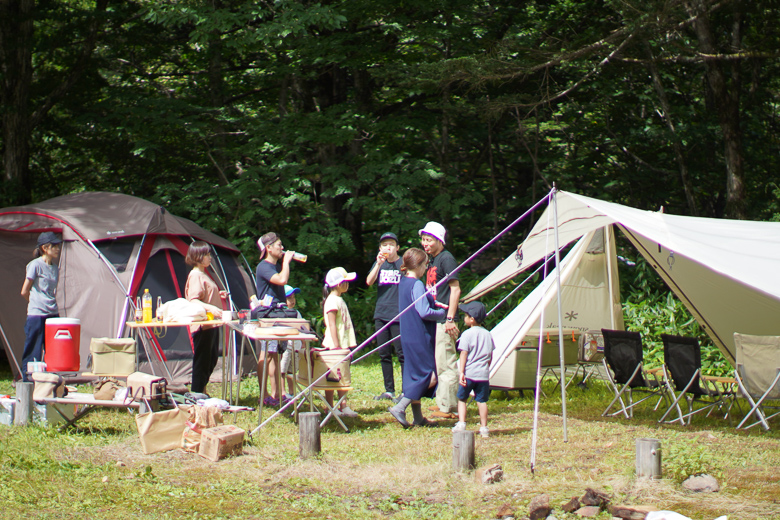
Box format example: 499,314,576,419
609,504,659,519
682,474,719,493
529,494,551,520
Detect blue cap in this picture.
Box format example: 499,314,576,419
37,232,62,247
459,301,487,324
379,232,398,245
284,285,300,297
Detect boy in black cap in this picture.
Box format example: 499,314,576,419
366,231,404,401
451,301,495,438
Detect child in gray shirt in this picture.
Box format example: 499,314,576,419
451,301,495,438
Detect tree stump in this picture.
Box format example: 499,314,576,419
14,382,34,426
452,430,475,472
635,438,662,479
299,412,321,459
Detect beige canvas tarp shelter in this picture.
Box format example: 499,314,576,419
0,192,255,383
466,190,780,366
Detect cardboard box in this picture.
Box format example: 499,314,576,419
198,425,245,462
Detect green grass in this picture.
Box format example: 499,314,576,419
1,358,779,520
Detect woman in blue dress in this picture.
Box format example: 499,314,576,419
387,247,445,428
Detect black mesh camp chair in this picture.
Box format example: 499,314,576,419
601,329,665,419
657,334,736,425
733,333,780,430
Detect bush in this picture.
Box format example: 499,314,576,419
621,258,730,376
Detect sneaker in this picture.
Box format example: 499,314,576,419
479,426,489,438
339,406,358,418
262,396,280,407
388,406,410,428
374,392,394,401
452,421,466,432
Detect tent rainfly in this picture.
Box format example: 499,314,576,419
0,192,254,383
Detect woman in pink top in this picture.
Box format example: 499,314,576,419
184,242,225,394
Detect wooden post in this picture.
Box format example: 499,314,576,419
299,412,321,459
636,438,662,479
452,430,475,472
14,382,34,426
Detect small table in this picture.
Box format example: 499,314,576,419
226,320,318,426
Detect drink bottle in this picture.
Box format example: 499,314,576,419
292,252,307,263
142,289,152,323
135,297,143,323
156,296,163,322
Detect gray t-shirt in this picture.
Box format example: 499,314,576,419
457,326,495,381
26,257,59,316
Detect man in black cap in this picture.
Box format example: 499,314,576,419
366,231,404,401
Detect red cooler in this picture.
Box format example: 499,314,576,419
44,318,81,371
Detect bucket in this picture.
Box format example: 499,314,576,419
44,318,81,371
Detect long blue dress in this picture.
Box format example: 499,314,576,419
398,276,446,400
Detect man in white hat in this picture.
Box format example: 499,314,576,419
419,221,460,418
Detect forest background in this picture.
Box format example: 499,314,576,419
1,0,779,350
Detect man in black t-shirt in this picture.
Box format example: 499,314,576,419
366,232,404,401
255,232,295,407
420,221,461,418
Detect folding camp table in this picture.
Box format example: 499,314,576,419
226,319,318,426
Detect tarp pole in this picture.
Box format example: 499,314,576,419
530,190,555,474
606,227,616,330
553,188,568,442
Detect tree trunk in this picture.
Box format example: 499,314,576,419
686,0,746,219
0,0,34,204
644,42,698,216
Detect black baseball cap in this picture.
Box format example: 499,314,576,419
379,232,399,245
459,301,487,324
37,232,63,247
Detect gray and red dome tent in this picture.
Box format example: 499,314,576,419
0,192,255,384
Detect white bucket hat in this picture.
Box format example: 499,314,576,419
418,221,446,244
325,267,358,287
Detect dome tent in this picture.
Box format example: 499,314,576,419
0,192,254,384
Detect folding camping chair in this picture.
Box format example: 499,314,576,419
600,329,666,419
732,333,780,430
656,334,736,425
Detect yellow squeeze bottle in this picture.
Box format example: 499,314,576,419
142,289,153,323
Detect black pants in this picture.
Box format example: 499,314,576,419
191,327,219,393
376,320,403,394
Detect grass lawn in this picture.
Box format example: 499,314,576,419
1,357,778,520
